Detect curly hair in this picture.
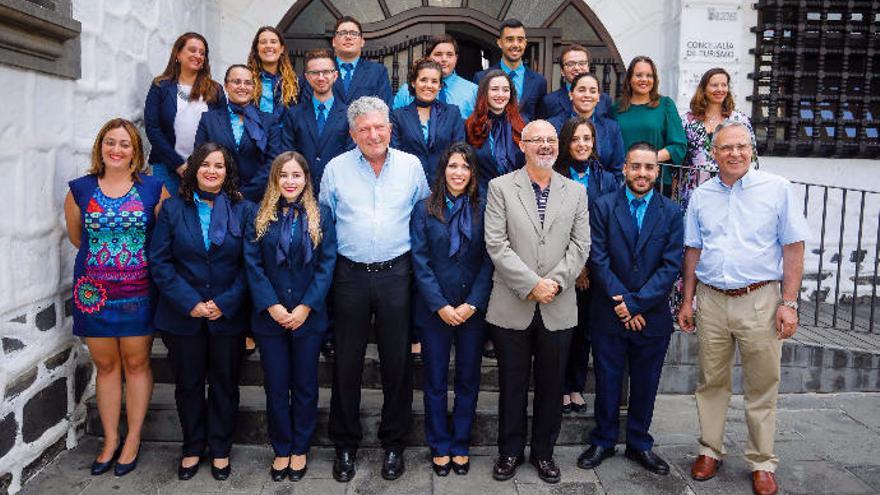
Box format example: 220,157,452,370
465,70,524,148
254,151,322,247
89,118,147,182
179,142,243,203
247,26,299,108
152,32,221,105
425,142,481,222
617,55,660,113
554,116,599,176
689,67,735,119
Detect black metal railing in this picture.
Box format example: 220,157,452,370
661,163,880,333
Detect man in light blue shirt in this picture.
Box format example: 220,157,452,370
392,34,477,119
320,96,429,483
678,121,809,495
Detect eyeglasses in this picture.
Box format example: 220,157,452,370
226,79,254,87
713,143,751,154
563,60,589,69
335,30,361,38
522,137,558,145
305,69,337,78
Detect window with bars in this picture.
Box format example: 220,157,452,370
750,0,879,158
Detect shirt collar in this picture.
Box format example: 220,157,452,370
500,59,525,77
356,147,392,171
714,167,757,191
193,192,206,205
336,56,360,70
312,94,334,112
625,187,653,206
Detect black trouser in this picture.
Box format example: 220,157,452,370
328,254,413,452
564,287,592,394
162,327,245,458
491,310,573,460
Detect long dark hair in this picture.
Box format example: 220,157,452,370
426,142,481,222
180,143,242,203
465,69,524,148
152,32,221,105
554,116,599,176
617,55,660,113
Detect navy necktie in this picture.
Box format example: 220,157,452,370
630,198,645,233
316,103,327,137
341,63,354,93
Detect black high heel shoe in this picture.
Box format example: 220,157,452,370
178,457,201,480
211,460,231,481
90,443,122,476
113,447,140,477
431,459,451,477
451,458,470,475
270,465,289,482
289,463,307,481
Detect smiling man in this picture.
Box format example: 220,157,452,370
483,120,589,484
319,96,429,484
474,19,547,122
576,142,683,476
538,44,612,120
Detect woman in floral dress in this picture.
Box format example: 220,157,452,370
64,118,169,477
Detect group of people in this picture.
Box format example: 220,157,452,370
62,15,806,495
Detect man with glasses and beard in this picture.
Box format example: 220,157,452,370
576,142,683,476
483,120,590,484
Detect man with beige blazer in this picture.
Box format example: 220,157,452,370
484,119,590,484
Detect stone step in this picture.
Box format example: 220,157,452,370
149,341,597,393
85,384,615,447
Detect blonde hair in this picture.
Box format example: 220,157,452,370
89,118,146,181
248,26,299,107
254,151,322,247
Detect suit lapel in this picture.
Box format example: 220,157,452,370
405,104,429,154
183,202,206,252
634,194,662,254
613,190,638,255
217,111,238,150
541,173,564,235
317,101,344,148
521,70,536,105
303,102,320,145
514,169,543,236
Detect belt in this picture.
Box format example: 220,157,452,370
706,280,773,297
341,252,410,273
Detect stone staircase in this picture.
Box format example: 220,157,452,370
85,341,609,447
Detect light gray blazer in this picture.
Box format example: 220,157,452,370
484,167,590,331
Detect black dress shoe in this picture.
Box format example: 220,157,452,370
451,459,470,475
113,448,140,477
270,465,289,482
625,447,670,475
381,450,405,480
482,348,496,359
570,401,586,413
178,458,201,480
289,464,307,481
90,443,122,476
333,449,356,482
529,457,561,484
492,455,523,481
577,445,615,469
211,461,231,481
321,341,336,360
431,460,451,476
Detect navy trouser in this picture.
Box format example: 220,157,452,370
162,328,244,458
255,332,323,456
589,330,670,451
564,287,592,394
421,319,485,456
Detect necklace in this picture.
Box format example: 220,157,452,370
177,84,191,101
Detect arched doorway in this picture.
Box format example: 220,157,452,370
278,0,626,97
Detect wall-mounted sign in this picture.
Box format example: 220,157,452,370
679,3,742,64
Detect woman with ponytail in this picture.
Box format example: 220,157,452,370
244,151,337,482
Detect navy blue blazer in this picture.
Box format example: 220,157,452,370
471,136,525,194
474,65,547,122
194,107,281,203
548,113,625,181
561,162,619,214
144,79,226,169
390,102,466,185
539,87,612,121
244,205,337,337
588,188,684,337
299,58,393,106
410,198,493,330
149,196,252,336
280,99,353,193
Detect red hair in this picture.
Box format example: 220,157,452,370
465,70,524,148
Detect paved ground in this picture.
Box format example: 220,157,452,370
20,393,880,494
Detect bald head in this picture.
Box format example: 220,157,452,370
520,119,558,170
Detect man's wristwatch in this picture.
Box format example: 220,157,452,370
781,300,798,311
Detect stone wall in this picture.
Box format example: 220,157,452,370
0,1,208,493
